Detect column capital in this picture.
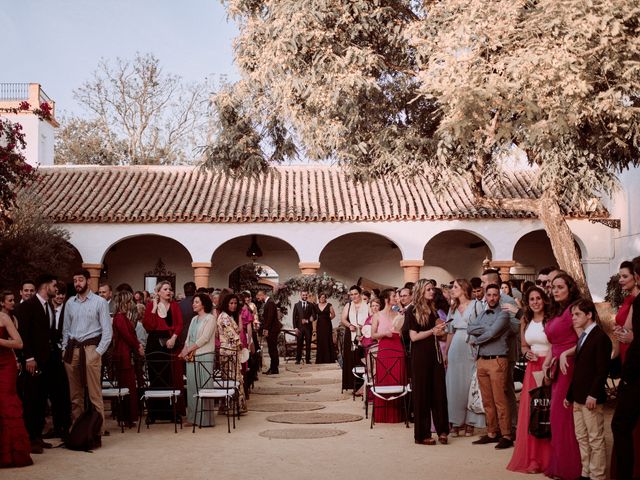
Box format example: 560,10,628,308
298,262,321,275
489,260,516,281
400,259,425,268
81,263,102,292
191,261,212,268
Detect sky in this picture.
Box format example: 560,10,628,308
1,0,239,116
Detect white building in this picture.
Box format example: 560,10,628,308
28,164,638,307
0,83,58,167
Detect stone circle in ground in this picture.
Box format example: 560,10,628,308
266,412,364,424
284,392,352,402
259,428,347,439
250,403,326,412
277,378,340,386
285,364,340,373
252,386,321,395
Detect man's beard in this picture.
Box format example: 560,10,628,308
75,284,88,294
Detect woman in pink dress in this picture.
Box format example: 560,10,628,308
507,286,552,474
371,288,406,424
0,291,32,468
542,273,581,480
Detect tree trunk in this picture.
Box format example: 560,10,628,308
536,192,591,298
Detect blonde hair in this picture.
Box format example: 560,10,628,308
114,290,138,324
412,279,436,327
154,280,173,294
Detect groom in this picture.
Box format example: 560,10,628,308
293,291,314,364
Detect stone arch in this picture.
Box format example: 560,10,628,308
101,234,193,292
423,230,493,284
211,234,300,288
319,232,404,288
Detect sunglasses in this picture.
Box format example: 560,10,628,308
535,280,549,286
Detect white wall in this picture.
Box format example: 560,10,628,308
1,113,55,167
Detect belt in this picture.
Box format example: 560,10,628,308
479,354,507,360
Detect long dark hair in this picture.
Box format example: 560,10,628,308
522,286,550,326
219,293,240,321
550,273,581,317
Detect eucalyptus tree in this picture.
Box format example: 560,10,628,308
205,0,640,292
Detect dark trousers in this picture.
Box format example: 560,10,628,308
612,379,640,479
296,323,313,363
267,331,279,373
45,350,71,434
506,359,518,431
22,369,47,441
412,351,449,442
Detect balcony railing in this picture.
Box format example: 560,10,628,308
0,83,30,101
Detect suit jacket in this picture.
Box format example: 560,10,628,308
16,296,52,365
292,301,314,330
51,300,67,353
567,325,612,404
262,298,281,334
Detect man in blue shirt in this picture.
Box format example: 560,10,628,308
468,284,513,449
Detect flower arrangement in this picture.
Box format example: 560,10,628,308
272,272,349,314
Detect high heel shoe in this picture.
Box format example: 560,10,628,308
438,434,448,444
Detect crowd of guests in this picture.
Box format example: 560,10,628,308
0,272,277,468
339,260,640,480
1,260,639,480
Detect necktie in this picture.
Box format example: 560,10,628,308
302,301,307,310
45,302,53,329
577,331,587,352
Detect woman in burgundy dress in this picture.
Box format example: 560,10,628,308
611,260,640,479
371,288,406,423
112,291,145,427
143,281,185,421
0,290,32,468
542,273,581,479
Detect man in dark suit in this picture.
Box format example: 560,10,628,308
612,256,640,479
564,299,612,480
16,273,58,454
178,281,196,348
42,281,71,439
257,289,281,374
293,291,314,364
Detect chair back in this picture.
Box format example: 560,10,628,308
367,347,408,391
144,351,177,391
215,346,239,389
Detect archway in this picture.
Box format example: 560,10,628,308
228,263,279,293
211,234,300,289
102,235,193,293
511,230,582,281
319,232,404,288
423,230,492,285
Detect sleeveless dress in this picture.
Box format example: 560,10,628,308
445,301,486,428
544,307,581,480
315,303,336,364
0,325,33,468
507,320,552,473
373,312,405,423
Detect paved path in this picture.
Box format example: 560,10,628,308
8,361,547,480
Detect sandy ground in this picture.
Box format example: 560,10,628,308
5,359,616,480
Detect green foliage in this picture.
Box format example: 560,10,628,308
0,193,79,290
210,0,640,205
272,273,349,314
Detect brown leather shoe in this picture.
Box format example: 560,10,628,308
422,437,437,445
438,434,448,445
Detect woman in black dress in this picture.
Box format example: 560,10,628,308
406,278,449,445
315,293,336,364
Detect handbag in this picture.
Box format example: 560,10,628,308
65,386,103,451
467,370,485,414
528,384,552,439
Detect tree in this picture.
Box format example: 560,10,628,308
56,53,209,165
0,101,49,226
0,192,79,290
206,0,640,293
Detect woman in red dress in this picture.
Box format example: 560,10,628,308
112,291,145,427
542,273,582,480
507,286,552,474
611,260,640,479
371,288,406,424
0,290,33,468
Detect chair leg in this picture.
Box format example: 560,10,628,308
137,398,144,433
192,398,198,433
226,398,231,433
172,397,177,434
120,395,125,433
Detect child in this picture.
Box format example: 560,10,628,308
564,299,612,480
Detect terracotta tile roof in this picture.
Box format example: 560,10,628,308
29,165,602,223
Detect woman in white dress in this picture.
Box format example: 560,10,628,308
444,279,486,436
